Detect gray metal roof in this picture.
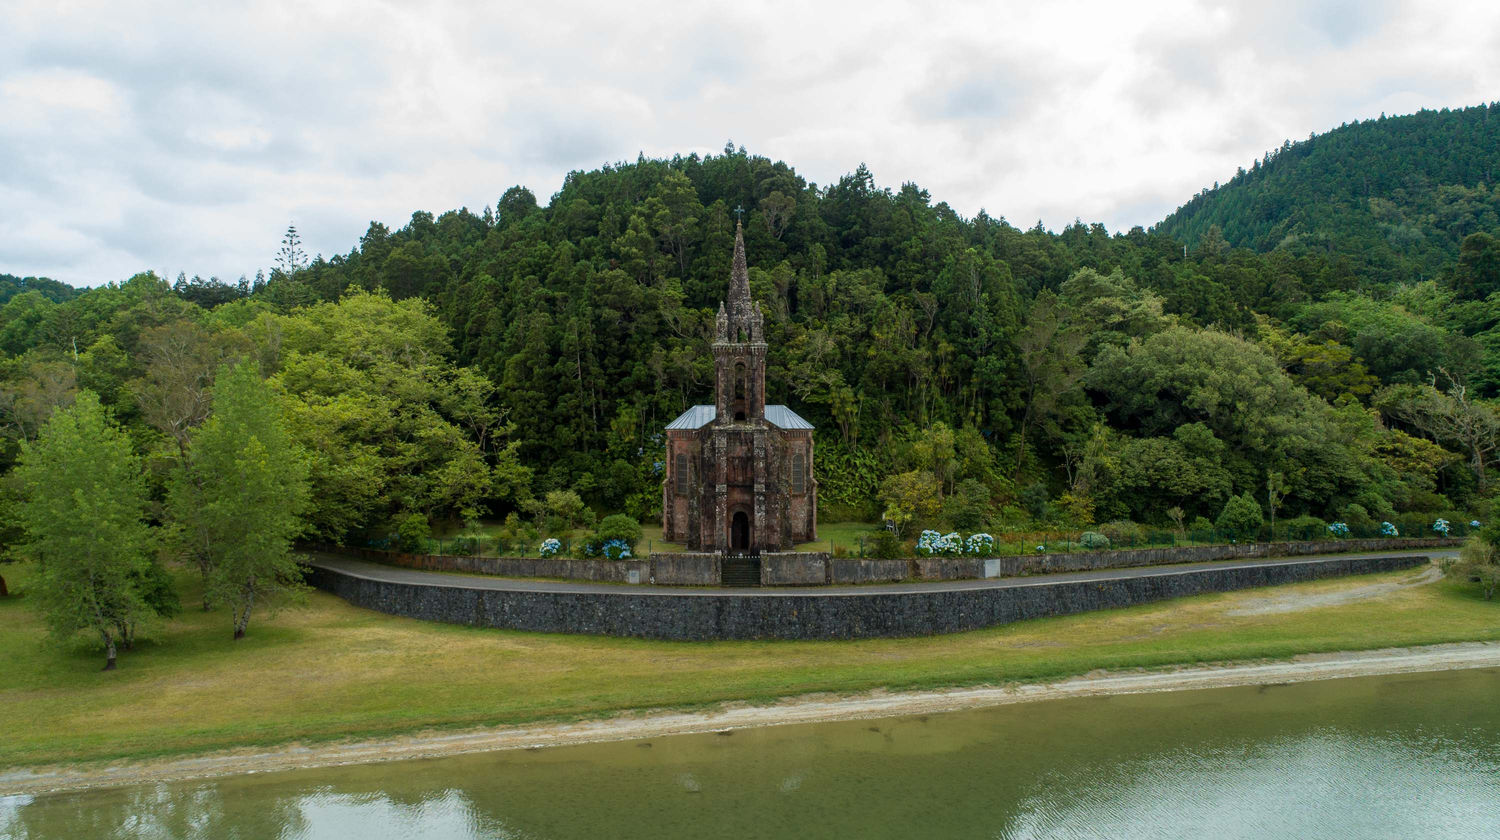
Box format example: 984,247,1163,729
664,404,814,430
666,405,716,429
766,405,814,429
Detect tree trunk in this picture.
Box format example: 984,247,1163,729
0,573,8,597
233,583,255,640
101,631,117,671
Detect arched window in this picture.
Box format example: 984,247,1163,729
734,363,746,401
791,453,805,494
675,453,689,495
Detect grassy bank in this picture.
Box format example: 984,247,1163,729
1,560,1497,769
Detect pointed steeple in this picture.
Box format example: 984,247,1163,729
728,220,751,307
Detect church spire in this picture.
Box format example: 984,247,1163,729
728,220,751,308
720,219,763,344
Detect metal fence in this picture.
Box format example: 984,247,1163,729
831,519,1475,559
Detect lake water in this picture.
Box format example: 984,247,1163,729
5,667,1500,839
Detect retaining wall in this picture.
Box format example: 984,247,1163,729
306,553,1429,641
316,537,1457,588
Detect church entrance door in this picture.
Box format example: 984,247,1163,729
731,511,751,551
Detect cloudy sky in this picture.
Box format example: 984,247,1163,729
3,0,1498,287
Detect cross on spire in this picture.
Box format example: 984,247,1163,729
733,204,745,223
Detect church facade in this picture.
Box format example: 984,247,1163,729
662,223,817,552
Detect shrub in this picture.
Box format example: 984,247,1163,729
1382,521,1400,537
600,538,632,560
1432,518,1451,537
394,512,431,553
1215,493,1263,539
1280,515,1326,539
1340,503,1376,533
1450,536,1500,599
963,533,995,556
538,538,561,558
915,530,962,556
945,479,992,531
870,531,906,559
1098,520,1145,546
1079,531,1111,550
1327,522,1351,538
593,514,643,552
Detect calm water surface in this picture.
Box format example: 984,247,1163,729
5,668,1500,839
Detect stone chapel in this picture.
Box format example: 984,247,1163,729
662,223,817,552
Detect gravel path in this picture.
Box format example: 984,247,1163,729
5,640,1496,797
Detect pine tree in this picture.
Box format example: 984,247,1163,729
274,224,308,276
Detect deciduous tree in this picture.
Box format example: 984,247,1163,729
15,392,156,669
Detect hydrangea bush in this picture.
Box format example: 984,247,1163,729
1433,518,1451,537
1327,522,1350,538
1381,521,1399,537
539,538,561,558
915,530,962,556
602,538,633,560
964,533,995,556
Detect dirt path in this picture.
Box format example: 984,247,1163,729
1227,564,1444,615
5,640,1498,798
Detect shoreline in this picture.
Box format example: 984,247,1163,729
5,640,1499,798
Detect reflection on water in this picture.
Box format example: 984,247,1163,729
5,669,1500,839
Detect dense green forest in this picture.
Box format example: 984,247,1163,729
1158,102,1500,286
5,108,1500,557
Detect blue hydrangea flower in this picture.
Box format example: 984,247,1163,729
539,538,561,558
1327,522,1350,538
1380,521,1398,536
964,533,995,556
1433,518,1451,536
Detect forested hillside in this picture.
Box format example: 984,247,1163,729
5,125,1500,552
0,274,80,306
1157,103,1500,286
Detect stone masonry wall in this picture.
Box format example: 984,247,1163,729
307,553,1429,641
315,536,1455,588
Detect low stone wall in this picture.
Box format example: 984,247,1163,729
649,553,720,586
307,553,1429,641
829,558,911,585
1007,537,1456,576
331,547,650,584
762,552,830,585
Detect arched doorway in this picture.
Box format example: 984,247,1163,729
731,511,751,551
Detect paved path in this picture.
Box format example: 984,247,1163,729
306,548,1455,599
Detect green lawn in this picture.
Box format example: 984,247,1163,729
2,559,1497,769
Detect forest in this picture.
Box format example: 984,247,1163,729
4,104,1500,581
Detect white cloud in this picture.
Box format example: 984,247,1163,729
0,0,1497,286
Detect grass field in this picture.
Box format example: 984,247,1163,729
428,520,878,557
1,560,1497,769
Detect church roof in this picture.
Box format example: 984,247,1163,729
664,404,815,431
765,405,814,429
665,405,717,430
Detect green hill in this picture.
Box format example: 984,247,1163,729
1155,103,1500,285
0,273,80,305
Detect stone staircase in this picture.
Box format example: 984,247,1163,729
721,554,762,587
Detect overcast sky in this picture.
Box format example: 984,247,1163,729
3,0,1498,287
